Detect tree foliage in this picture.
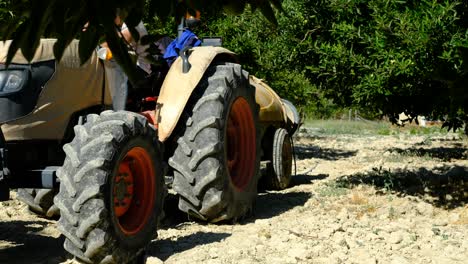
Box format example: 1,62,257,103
0,0,282,82
189,0,467,130
1,0,467,131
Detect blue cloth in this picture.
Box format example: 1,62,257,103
163,29,202,66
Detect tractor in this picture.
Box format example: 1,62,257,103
0,16,300,264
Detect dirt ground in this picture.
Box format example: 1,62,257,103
1,128,467,264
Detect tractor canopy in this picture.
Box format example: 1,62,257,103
0,39,113,141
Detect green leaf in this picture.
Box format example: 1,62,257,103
258,1,278,27
150,0,174,20
125,0,144,28
53,38,72,62
269,0,285,13
105,26,139,84
79,25,101,65
5,21,29,66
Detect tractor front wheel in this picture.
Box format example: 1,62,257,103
261,128,293,190
17,188,59,218
54,111,165,264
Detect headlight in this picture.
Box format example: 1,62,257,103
0,70,26,94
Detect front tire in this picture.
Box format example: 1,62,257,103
54,111,165,264
17,188,59,218
261,128,293,190
169,63,260,222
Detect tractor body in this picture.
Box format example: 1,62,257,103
0,31,299,262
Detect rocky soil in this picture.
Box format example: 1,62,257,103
1,128,467,264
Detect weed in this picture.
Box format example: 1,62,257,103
377,127,392,135
304,120,393,135
388,206,397,219
372,166,396,192
350,192,368,205
384,153,405,163
421,137,433,146
317,182,349,197
356,204,377,219
421,152,434,161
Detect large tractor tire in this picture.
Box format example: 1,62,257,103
54,111,165,264
169,63,260,222
17,188,59,218
261,128,293,190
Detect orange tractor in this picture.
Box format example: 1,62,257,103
0,17,300,264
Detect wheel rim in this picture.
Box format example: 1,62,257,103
113,147,156,236
226,97,256,191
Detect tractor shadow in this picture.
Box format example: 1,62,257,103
0,220,67,264
294,145,357,160
146,231,230,261
335,165,468,209
251,191,312,220
290,173,328,186
159,192,191,228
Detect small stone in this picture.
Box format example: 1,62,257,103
146,257,164,264
337,208,349,221
391,256,409,264
338,238,350,249
352,249,377,264
448,213,460,223
416,202,433,216
410,244,421,250
379,213,389,220
257,228,272,239
388,232,403,244
319,228,335,239
287,247,309,260
255,219,270,226
329,251,347,263
433,219,448,226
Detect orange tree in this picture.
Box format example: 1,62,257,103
194,0,468,132
0,0,281,82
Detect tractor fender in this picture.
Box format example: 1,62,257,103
250,76,301,135
250,76,288,124
156,46,236,142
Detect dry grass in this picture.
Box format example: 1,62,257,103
350,192,369,205
453,206,468,225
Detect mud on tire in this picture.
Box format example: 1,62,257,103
169,63,260,222
54,111,165,264
17,188,59,218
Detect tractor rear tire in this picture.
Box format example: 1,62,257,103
54,111,165,264
17,188,59,218
170,63,260,222
261,128,293,190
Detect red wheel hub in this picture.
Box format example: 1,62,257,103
113,147,156,235
226,97,256,191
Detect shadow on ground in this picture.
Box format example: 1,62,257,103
159,193,190,228
290,173,328,187
0,220,66,264
336,165,468,209
252,191,312,220
146,231,230,261
294,145,357,160
389,146,467,161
